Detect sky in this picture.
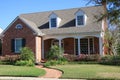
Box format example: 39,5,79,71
0,0,94,30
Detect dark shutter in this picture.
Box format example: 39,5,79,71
11,39,15,52
22,38,26,47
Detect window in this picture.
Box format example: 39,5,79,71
15,39,22,53
77,15,84,26
50,18,57,28
15,24,23,29
80,38,94,54
11,38,26,53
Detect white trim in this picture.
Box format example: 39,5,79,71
78,38,81,55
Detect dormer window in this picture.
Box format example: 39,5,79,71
49,12,61,29
77,15,84,25
50,18,57,28
75,9,87,27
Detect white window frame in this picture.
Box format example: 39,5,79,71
76,15,85,26
75,10,87,27
50,18,57,28
15,38,22,53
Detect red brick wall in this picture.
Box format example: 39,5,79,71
94,37,99,54
44,39,52,58
63,38,74,54
2,18,36,55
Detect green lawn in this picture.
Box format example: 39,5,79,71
51,64,120,79
0,65,45,77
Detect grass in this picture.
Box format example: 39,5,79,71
51,64,120,79
0,65,46,77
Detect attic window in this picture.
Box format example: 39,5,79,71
16,24,23,29
75,10,86,26
77,15,84,25
50,18,57,28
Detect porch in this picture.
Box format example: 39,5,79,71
42,34,103,59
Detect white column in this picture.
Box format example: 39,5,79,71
88,38,90,55
99,36,103,56
58,39,62,48
78,37,81,55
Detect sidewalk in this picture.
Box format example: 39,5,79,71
0,77,81,80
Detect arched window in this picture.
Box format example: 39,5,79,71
15,24,23,29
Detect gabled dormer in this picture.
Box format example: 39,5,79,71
75,9,87,27
49,12,61,29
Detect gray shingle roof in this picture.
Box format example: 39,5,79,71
19,6,103,35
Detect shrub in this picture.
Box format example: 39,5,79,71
15,47,35,66
0,55,20,65
15,60,34,66
100,55,120,65
63,54,77,61
20,47,34,62
44,59,68,67
116,43,120,56
46,45,64,60
74,54,101,61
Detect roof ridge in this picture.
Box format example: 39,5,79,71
20,5,102,16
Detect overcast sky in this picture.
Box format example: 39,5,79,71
0,0,94,30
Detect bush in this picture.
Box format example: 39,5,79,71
46,45,64,60
100,55,120,65
74,54,100,61
20,47,34,62
44,59,68,67
15,60,34,66
15,47,35,66
63,54,77,61
0,55,20,65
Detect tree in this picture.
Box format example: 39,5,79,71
88,0,120,55
88,0,120,26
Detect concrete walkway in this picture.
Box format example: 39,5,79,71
36,65,62,78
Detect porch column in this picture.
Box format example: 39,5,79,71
78,37,81,55
58,38,62,48
99,36,103,56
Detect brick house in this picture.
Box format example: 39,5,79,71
0,6,106,63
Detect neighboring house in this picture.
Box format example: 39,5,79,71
0,6,106,63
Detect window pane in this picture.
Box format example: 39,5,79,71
80,39,88,54
77,15,84,25
75,39,78,55
51,18,57,27
15,39,22,53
